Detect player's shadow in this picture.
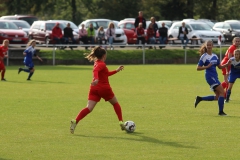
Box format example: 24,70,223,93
77,132,198,149
6,80,66,84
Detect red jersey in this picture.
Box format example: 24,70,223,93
221,45,237,63
0,45,8,63
137,27,145,36
91,60,117,89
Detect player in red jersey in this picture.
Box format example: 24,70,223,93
70,46,125,134
221,37,240,98
0,39,9,81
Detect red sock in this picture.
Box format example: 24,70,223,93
75,107,90,124
1,70,5,79
113,102,123,121
221,81,227,89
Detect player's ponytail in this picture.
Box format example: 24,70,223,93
27,39,36,47
85,46,106,62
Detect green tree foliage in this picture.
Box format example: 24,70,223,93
0,0,240,24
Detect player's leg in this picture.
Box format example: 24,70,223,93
214,85,226,116
1,66,6,81
27,67,35,80
70,100,97,134
225,83,233,103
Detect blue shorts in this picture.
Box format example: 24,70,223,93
24,61,34,69
228,74,240,83
206,76,221,91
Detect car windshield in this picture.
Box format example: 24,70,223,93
190,23,212,30
13,21,30,28
96,21,109,29
229,23,240,29
0,21,18,29
46,23,65,30
19,17,38,25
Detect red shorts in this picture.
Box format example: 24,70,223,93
221,61,230,75
88,87,115,102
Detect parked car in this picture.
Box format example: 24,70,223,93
168,21,225,44
0,20,28,44
0,15,38,25
48,20,79,34
213,21,240,42
79,19,127,46
29,21,79,45
10,20,30,35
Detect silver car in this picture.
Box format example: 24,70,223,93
168,21,225,44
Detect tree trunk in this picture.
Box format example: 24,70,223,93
71,0,76,23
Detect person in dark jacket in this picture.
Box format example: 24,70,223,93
178,22,189,49
63,23,76,49
134,11,147,29
158,22,168,49
150,17,158,38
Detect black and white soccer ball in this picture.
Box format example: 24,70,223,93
124,121,136,133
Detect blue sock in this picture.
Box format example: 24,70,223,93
218,96,224,112
226,90,231,101
201,95,215,101
23,69,30,73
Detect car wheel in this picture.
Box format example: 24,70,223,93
191,36,198,45
120,46,125,48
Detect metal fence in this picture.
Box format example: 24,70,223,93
6,43,227,65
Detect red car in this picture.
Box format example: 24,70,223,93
118,20,160,44
0,20,28,44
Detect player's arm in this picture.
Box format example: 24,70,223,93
108,65,124,76
33,51,43,62
218,59,231,69
196,61,212,71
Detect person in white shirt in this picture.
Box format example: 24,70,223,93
178,22,189,49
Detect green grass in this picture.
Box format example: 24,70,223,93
1,65,240,160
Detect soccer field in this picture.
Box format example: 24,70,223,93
1,65,240,160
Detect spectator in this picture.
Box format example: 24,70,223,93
136,22,145,49
158,22,168,49
178,22,189,49
147,23,156,49
96,26,106,46
79,24,88,50
150,17,158,38
106,22,115,50
87,23,95,48
134,11,147,29
52,22,64,49
63,23,75,50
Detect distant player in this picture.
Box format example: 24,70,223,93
70,46,125,134
221,37,240,97
224,49,240,103
0,39,9,81
194,40,229,116
18,39,42,80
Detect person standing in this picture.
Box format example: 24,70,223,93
158,22,168,49
194,40,228,116
70,46,125,134
220,37,240,98
0,39,9,81
150,17,158,38
18,40,42,80
224,49,240,103
134,11,146,29
106,22,115,50
63,23,75,50
178,22,189,49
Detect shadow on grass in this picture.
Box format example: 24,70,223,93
5,80,66,84
76,132,198,149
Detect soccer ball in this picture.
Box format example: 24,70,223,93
124,121,136,133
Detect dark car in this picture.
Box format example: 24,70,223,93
213,21,240,42
29,21,79,45
0,20,28,44
0,15,38,25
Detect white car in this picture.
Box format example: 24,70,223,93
79,19,127,46
168,21,225,44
